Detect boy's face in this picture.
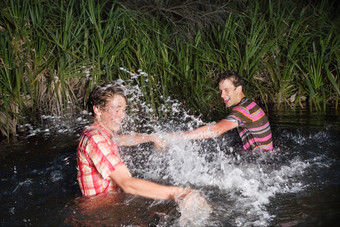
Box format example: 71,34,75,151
219,78,242,108
95,95,127,132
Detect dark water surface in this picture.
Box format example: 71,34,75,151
1,109,339,226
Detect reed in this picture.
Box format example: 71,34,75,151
0,0,339,139
260,1,309,109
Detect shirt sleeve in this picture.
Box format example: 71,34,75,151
87,134,123,180
224,106,250,127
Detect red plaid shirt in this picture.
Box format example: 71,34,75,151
77,124,125,196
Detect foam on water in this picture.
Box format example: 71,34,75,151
135,140,315,226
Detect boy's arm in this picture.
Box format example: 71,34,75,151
167,120,237,141
116,133,161,147
109,164,191,200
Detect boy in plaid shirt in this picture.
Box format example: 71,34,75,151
77,82,192,200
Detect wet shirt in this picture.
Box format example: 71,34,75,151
224,97,273,151
77,124,124,196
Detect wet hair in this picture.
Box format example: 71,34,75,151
217,70,244,88
87,82,127,116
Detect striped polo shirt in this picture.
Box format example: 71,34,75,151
224,97,273,151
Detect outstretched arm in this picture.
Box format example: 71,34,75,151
109,164,191,200
116,133,162,147
167,120,237,141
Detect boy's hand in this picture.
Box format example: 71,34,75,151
152,136,167,151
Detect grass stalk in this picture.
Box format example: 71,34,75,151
0,0,339,139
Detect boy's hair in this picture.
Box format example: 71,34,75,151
217,70,244,87
87,82,127,116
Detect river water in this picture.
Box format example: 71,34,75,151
1,76,339,226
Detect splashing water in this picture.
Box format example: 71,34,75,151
1,68,339,226
114,69,339,226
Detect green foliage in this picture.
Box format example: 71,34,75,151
0,0,339,138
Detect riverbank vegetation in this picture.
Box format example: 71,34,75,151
1,0,339,139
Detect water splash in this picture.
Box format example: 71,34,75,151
10,68,337,226
115,68,336,226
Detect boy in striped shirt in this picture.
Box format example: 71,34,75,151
164,70,273,151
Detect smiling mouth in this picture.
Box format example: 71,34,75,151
223,97,230,105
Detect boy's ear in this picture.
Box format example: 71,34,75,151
237,85,243,93
93,105,101,117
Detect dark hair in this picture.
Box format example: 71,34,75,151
87,82,127,116
217,70,244,87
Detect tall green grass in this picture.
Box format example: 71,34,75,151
0,0,339,139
